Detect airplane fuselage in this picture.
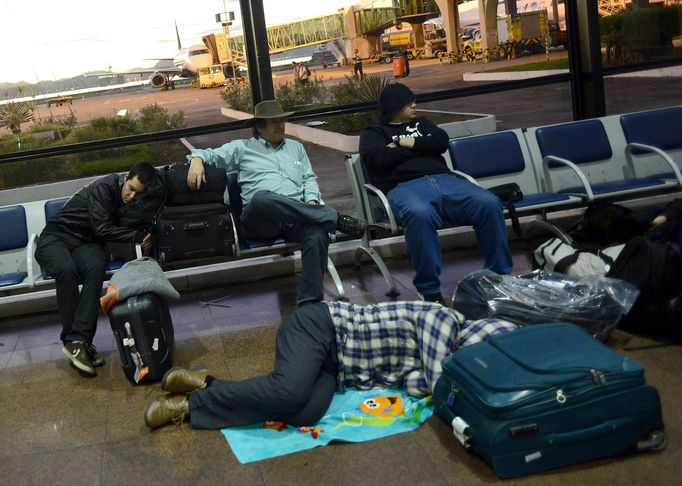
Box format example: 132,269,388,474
173,45,213,77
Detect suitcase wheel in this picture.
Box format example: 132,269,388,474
637,430,667,451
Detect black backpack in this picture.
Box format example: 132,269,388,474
607,236,682,340
163,163,228,206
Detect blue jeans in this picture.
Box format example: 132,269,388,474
388,174,513,294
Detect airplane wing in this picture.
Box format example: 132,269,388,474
84,67,182,78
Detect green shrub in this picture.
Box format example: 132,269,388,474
329,75,391,104
601,5,682,65
276,78,328,111
221,83,253,112
74,145,154,177
137,103,184,132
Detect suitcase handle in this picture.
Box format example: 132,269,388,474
183,221,210,231
546,417,636,445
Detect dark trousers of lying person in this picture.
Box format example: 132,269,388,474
145,301,517,430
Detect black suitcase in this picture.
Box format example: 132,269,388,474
109,293,174,384
154,202,236,265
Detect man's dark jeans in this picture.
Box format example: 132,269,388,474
35,231,106,343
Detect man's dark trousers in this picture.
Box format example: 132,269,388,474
35,230,107,343
188,302,338,429
241,190,338,306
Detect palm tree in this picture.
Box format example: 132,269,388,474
0,101,35,150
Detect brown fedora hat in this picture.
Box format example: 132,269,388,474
252,100,295,119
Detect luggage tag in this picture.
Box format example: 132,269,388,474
124,322,149,383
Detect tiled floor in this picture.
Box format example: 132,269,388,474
0,241,679,486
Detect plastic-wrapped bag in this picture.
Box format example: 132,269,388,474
451,270,639,341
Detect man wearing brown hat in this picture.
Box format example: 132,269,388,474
187,100,366,306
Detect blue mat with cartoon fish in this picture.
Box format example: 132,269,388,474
221,388,433,464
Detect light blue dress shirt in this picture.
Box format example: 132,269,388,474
188,137,321,205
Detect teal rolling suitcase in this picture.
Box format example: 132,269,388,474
433,323,666,478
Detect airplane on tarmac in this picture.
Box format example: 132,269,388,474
119,21,214,90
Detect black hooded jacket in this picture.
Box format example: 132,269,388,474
43,174,145,244
359,117,451,193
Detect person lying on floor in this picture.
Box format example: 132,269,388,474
144,300,517,430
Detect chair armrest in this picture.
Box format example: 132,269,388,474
227,210,241,256
453,170,479,185
542,155,594,201
625,142,682,185
26,233,39,288
363,183,399,233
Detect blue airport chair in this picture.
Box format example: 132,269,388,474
447,130,583,213
0,205,30,288
225,172,346,300
526,119,678,202
619,106,682,184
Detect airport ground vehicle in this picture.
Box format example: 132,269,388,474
194,63,245,89
462,10,549,60
424,28,447,58
196,65,226,88
311,50,341,68
47,96,73,107
549,21,567,48
377,31,422,63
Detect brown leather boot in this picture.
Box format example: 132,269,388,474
144,394,189,429
161,367,210,394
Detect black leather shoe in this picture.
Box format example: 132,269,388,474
144,394,189,429
85,343,105,367
161,367,210,394
336,214,367,239
421,292,448,307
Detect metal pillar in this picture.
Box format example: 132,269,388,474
238,0,274,104
565,0,605,119
504,0,517,15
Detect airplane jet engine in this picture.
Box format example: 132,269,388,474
150,72,169,89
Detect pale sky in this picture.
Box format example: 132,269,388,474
0,0,354,84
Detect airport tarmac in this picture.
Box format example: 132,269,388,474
11,53,682,214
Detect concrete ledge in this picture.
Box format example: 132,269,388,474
223,107,496,152
463,70,568,82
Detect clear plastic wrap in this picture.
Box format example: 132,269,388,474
451,270,640,341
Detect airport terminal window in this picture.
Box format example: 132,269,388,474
600,3,682,69
601,3,682,115
2,1,681,192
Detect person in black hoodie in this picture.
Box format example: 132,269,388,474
35,162,156,376
359,83,512,305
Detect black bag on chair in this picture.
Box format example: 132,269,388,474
164,163,227,206
488,183,523,236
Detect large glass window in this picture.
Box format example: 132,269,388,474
2,0,681,192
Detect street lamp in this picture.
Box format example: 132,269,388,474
215,6,235,77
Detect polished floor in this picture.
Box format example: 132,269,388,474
0,238,680,486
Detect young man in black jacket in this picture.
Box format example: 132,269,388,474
35,162,156,376
359,83,513,305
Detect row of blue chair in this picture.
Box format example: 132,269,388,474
346,106,682,296
0,176,347,300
